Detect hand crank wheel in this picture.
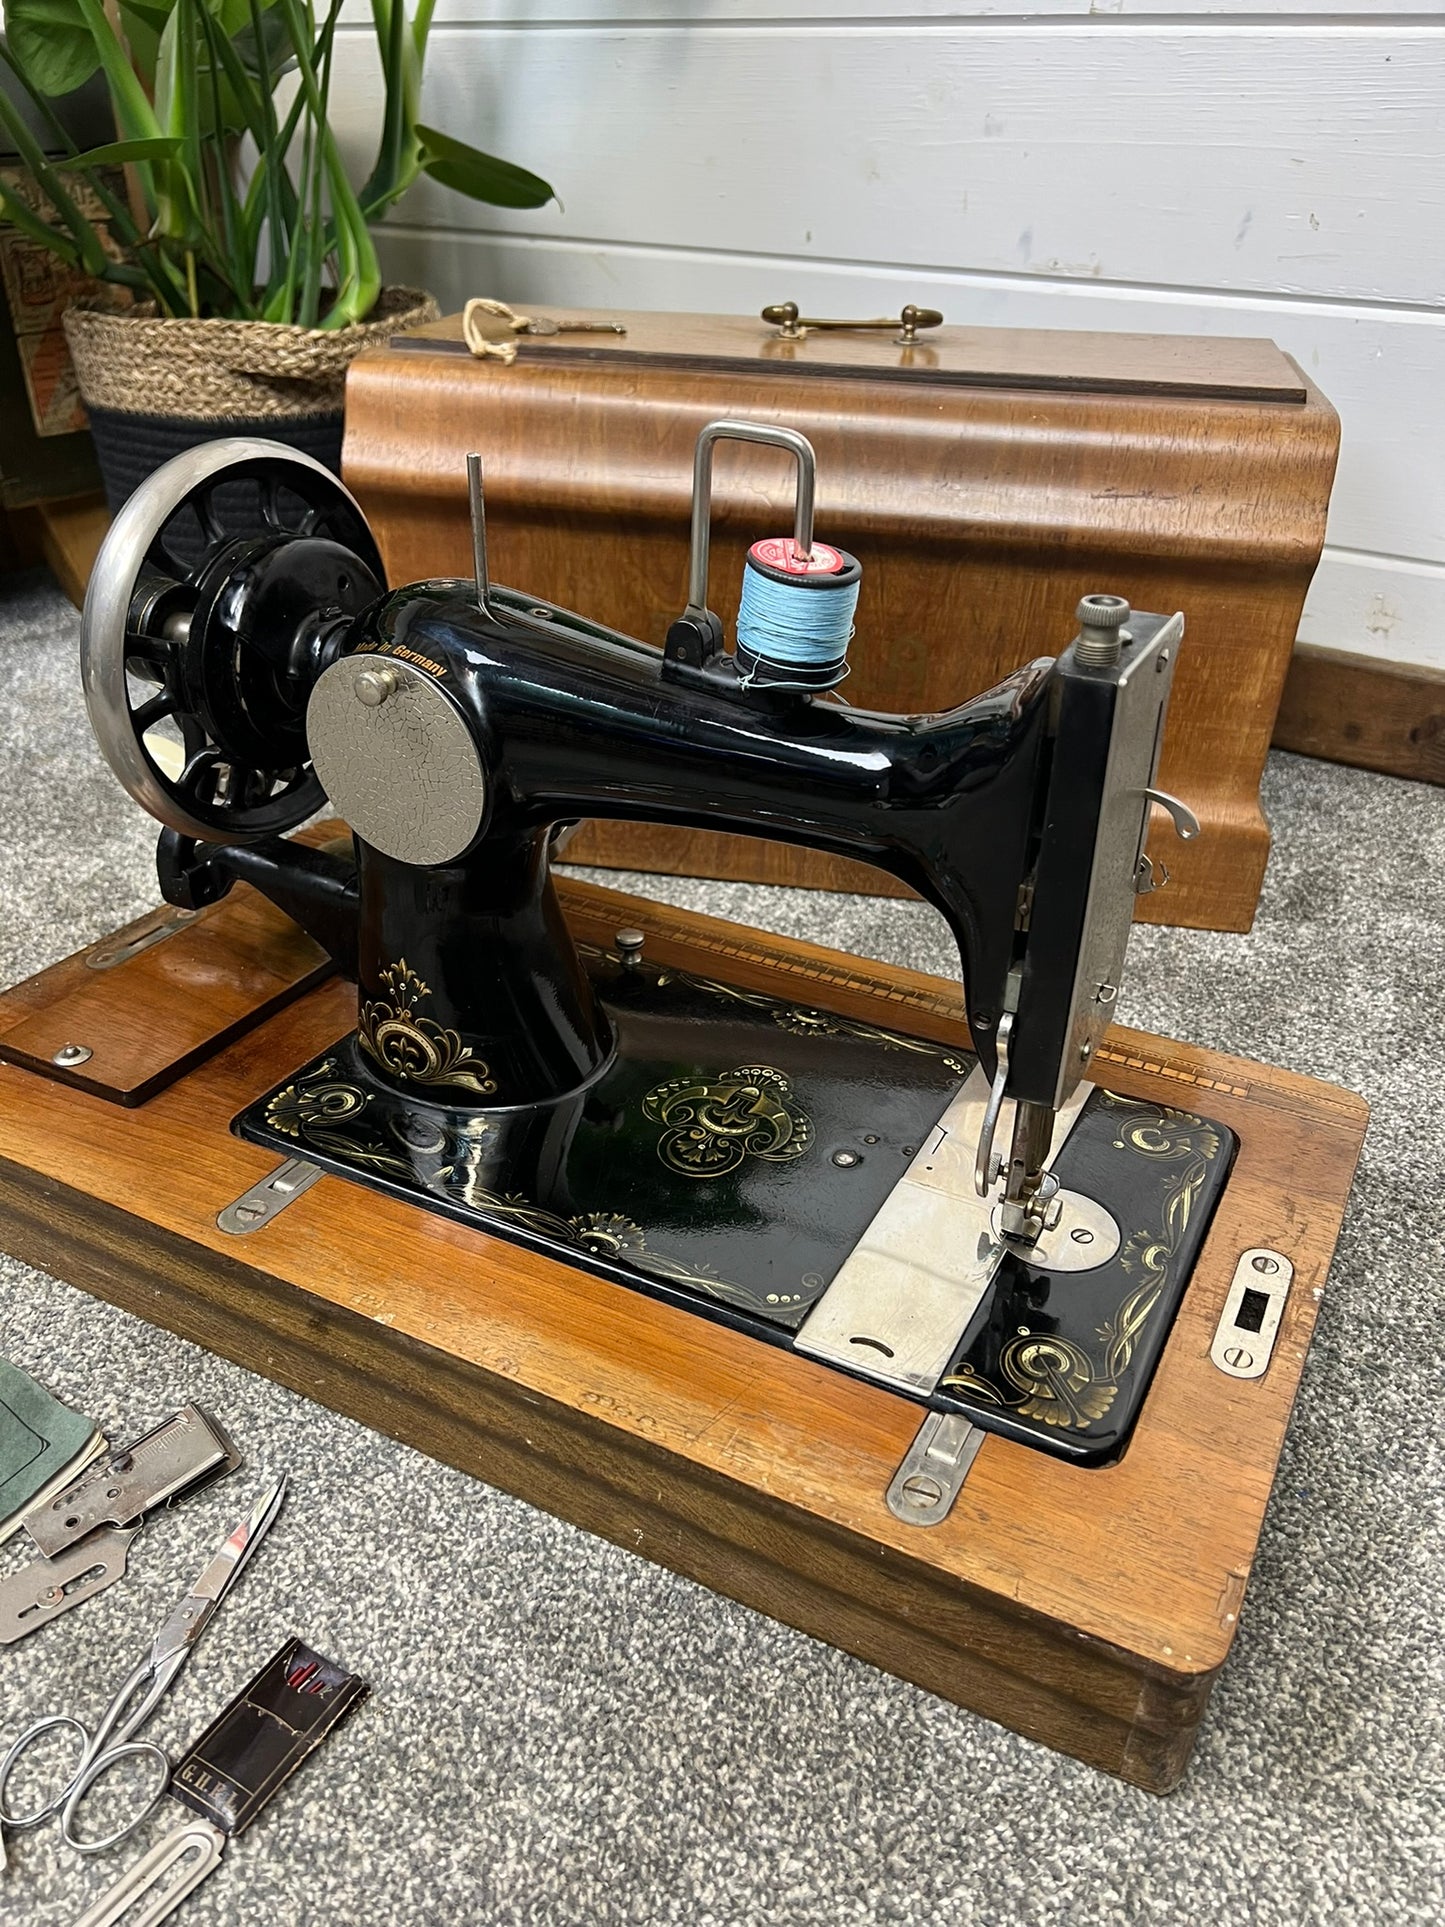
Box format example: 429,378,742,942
80,439,386,846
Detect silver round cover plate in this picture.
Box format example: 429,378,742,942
308,655,486,866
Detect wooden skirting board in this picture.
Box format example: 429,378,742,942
0,872,1367,1792
6,491,110,609
1275,642,1445,788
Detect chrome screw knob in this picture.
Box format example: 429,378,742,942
615,928,646,969
354,664,399,707
1074,593,1131,668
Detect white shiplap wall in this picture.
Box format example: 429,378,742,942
331,2,1445,669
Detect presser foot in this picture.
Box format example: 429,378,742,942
995,1170,1063,1248
233,945,1236,1467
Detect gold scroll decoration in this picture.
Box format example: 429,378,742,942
264,1061,781,1310
941,1095,1222,1432
642,1064,814,1179
358,960,498,1096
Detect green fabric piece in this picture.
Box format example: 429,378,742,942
0,1357,96,1525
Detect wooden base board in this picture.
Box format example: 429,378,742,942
0,878,1367,1792
10,491,110,607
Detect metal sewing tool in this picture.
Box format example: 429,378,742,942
0,1527,139,1649
25,1405,241,1557
0,1406,244,1649
0,1475,287,1865
73,1636,368,1927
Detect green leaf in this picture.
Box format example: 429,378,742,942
117,0,170,82
60,135,183,168
2,0,101,96
119,0,172,30
74,0,164,139
231,5,292,86
415,125,554,210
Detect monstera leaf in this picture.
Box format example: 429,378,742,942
1,0,100,96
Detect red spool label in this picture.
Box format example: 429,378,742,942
748,537,845,577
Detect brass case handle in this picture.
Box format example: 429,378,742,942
761,302,943,345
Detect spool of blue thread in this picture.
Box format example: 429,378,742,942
735,536,862,691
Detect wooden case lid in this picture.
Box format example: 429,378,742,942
391,307,1307,405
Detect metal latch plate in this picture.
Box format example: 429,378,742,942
1210,1248,1294,1379
885,1412,985,1527
85,908,198,971
217,1157,323,1234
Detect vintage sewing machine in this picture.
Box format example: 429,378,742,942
0,422,1365,1790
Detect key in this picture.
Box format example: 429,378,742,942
520,317,627,336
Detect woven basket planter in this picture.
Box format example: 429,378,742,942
64,287,439,512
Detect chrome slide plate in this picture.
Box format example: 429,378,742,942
795,1068,1091,1395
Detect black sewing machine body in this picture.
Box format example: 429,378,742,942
78,431,1234,1468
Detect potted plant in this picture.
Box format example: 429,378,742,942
0,0,553,507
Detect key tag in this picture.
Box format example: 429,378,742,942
73,1639,369,1927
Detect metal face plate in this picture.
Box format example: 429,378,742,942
1060,613,1184,1103
794,1068,1091,1395
1211,1247,1294,1378
307,654,486,866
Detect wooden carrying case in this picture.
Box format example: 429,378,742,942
343,310,1340,933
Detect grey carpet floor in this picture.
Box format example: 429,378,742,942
0,566,1441,1926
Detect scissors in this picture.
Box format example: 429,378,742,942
0,1475,286,1864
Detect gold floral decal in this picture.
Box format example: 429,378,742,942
265,1059,416,1180
642,1064,814,1179
358,960,498,1097
940,1094,1221,1432
267,1069,799,1314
